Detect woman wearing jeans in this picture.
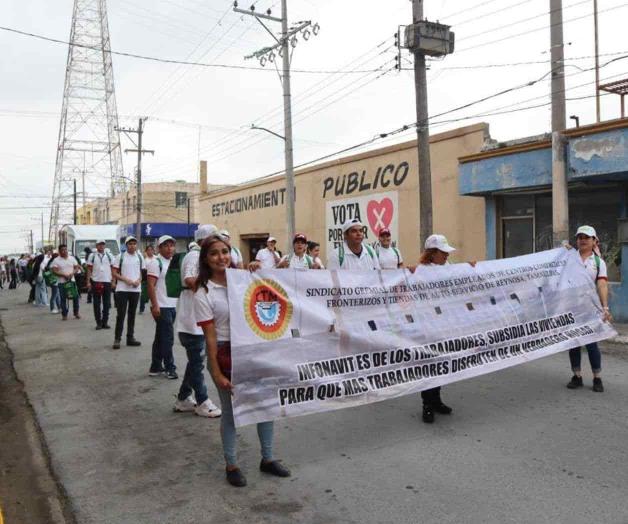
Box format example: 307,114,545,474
566,225,612,393
194,233,290,488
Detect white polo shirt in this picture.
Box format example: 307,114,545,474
87,251,113,282
256,247,280,269
279,253,313,269
146,255,177,308
577,251,608,283
176,249,202,335
113,252,143,292
327,242,381,270
50,255,78,283
194,280,230,342
377,245,403,270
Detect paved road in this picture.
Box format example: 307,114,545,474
1,288,627,524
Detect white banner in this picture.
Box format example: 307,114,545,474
325,191,399,253
227,248,616,427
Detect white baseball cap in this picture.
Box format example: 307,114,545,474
341,218,365,234
425,234,456,253
188,241,199,250
125,236,137,244
576,225,597,238
267,236,277,243
220,229,230,238
195,224,218,242
158,235,176,246
96,239,106,245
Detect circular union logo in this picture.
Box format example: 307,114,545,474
244,279,293,340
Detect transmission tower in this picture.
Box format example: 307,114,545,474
50,0,125,241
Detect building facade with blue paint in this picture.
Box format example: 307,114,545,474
459,118,628,320
119,222,199,253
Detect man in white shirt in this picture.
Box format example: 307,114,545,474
376,228,403,269
327,219,380,270
275,233,322,269
220,230,244,269
147,235,178,379
112,236,144,349
255,237,281,269
86,239,113,330
50,244,82,320
174,224,221,417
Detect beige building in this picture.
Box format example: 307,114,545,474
198,123,488,265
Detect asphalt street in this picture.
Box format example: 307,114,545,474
1,287,627,524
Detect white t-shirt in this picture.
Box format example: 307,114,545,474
87,251,113,282
256,247,280,269
194,280,230,342
279,252,313,269
51,255,78,283
577,251,608,283
230,247,243,267
327,243,381,270
146,255,177,308
176,249,202,335
113,252,144,292
377,245,403,270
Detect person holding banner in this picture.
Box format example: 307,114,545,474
417,234,456,423
327,218,381,270
566,225,611,393
194,233,291,487
274,233,322,270
375,228,403,269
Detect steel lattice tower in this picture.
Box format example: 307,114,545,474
50,0,125,240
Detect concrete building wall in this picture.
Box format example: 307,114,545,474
198,123,489,265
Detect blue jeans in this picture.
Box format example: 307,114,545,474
49,284,61,311
58,283,79,318
217,387,274,467
177,332,208,404
151,307,176,372
569,343,602,374
35,279,48,306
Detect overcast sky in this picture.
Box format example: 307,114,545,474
1,0,626,252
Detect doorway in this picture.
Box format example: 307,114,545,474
502,217,534,258
242,235,269,264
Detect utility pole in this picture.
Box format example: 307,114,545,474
117,118,154,244
30,230,34,253
234,1,319,248
187,197,191,247
73,179,77,225
402,2,455,247
550,0,569,246
593,0,600,122
41,212,45,248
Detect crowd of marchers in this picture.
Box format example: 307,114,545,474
2,221,611,488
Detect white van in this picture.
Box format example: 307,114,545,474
59,225,121,263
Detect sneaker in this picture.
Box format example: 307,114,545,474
112,340,121,350
164,370,178,380
566,375,583,389
592,377,604,393
51,309,60,314
422,405,434,424
61,316,68,321
148,368,165,377
195,399,222,418
102,324,111,329
126,338,141,347
433,402,453,415
259,460,291,478
173,395,197,412
74,314,81,319
226,468,247,487
95,324,102,330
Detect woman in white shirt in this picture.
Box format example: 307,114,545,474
307,241,325,269
194,233,291,487
275,233,322,270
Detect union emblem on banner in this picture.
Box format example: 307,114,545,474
244,279,293,340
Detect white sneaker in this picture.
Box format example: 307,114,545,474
51,309,60,314
173,396,197,413
195,399,222,418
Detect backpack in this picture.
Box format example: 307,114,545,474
165,253,185,298
338,243,376,267
288,253,314,269
592,254,601,281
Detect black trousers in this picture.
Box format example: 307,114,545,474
421,387,442,406
114,291,140,341
92,281,112,325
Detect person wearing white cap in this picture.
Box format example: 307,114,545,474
111,236,144,349
416,233,457,423
327,218,380,270
173,225,222,417
86,239,114,330
566,225,611,393
220,230,244,269
146,235,178,379
254,236,281,270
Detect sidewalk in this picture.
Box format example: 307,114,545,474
1,288,627,524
